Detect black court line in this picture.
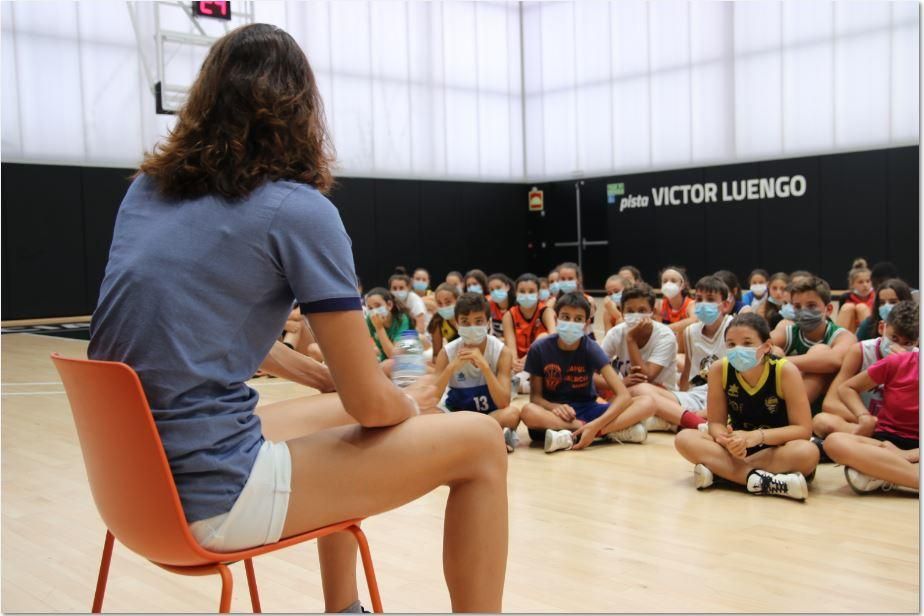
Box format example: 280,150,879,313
2,323,91,340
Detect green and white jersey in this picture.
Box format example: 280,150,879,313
783,319,848,356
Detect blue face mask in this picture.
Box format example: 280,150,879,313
549,282,561,295
437,305,456,320
373,306,390,318
467,284,483,294
412,280,428,292
559,280,578,294
879,303,894,321
609,292,623,305
780,303,796,320
393,290,409,302
490,289,508,303
695,301,721,325
727,346,760,372
557,320,584,345
517,293,538,309
767,295,782,306
539,289,551,301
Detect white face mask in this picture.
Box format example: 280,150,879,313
661,282,681,299
750,283,767,297
458,324,488,345
623,312,652,327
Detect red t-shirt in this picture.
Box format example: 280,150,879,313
867,350,919,441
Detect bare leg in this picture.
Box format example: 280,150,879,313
812,412,870,438
836,303,857,331
282,413,508,612
824,433,919,489
597,395,656,433
628,383,686,425
802,373,831,404
489,406,522,430
519,402,582,431
675,431,818,485
256,394,356,442
854,303,872,329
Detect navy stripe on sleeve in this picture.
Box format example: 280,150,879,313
300,297,363,314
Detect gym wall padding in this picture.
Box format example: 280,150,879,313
1,146,917,320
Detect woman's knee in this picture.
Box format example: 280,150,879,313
519,403,544,427
674,429,702,457
821,432,854,464
448,412,507,472
783,439,820,467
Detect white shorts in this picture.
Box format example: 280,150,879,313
189,440,292,552
672,384,708,411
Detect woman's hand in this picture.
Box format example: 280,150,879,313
370,312,387,331
403,374,440,414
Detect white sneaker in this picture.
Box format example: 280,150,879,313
503,427,520,453
605,422,647,444
746,469,808,501
694,464,714,489
845,466,892,494
544,429,574,453
643,415,673,432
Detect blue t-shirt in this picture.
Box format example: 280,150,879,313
523,334,610,404
88,175,361,522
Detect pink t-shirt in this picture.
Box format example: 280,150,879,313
867,350,919,441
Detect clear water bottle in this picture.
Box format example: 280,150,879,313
392,330,427,388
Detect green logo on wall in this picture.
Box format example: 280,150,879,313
606,183,625,204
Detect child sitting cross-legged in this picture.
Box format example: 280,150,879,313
432,292,521,453
674,313,819,501
519,292,656,453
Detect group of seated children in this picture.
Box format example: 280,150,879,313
345,259,918,503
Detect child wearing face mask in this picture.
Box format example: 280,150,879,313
769,276,856,407
674,313,818,501
503,273,557,394
520,292,655,453
433,293,520,453
814,300,918,443
656,265,697,334
445,270,465,295
555,262,597,336
822,300,919,494
855,278,913,341
538,277,552,303
835,262,874,333
427,283,461,360
762,272,791,328
598,283,679,392
625,276,735,432
714,270,748,315
603,274,628,330
742,269,770,310
464,269,489,298
389,272,430,339
487,273,515,339
365,288,416,361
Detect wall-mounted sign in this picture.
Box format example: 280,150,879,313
612,175,807,213
529,187,544,212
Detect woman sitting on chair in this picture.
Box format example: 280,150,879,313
88,23,507,613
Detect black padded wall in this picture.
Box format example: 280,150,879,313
1,146,917,319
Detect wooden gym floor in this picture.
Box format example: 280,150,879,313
2,332,919,613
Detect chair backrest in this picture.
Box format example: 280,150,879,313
51,353,214,566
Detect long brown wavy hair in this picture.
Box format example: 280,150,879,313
137,23,335,199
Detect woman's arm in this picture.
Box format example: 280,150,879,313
309,310,420,427
540,306,557,334
259,340,335,393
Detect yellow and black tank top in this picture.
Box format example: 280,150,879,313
722,356,789,431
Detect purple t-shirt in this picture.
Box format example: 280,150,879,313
89,175,361,522
524,334,610,403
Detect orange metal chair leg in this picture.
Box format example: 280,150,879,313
92,531,115,613
347,525,383,613
244,558,261,613
217,564,233,613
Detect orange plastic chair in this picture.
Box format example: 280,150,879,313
51,353,383,613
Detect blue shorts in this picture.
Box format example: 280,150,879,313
445,385,499,414
567,400,610,423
